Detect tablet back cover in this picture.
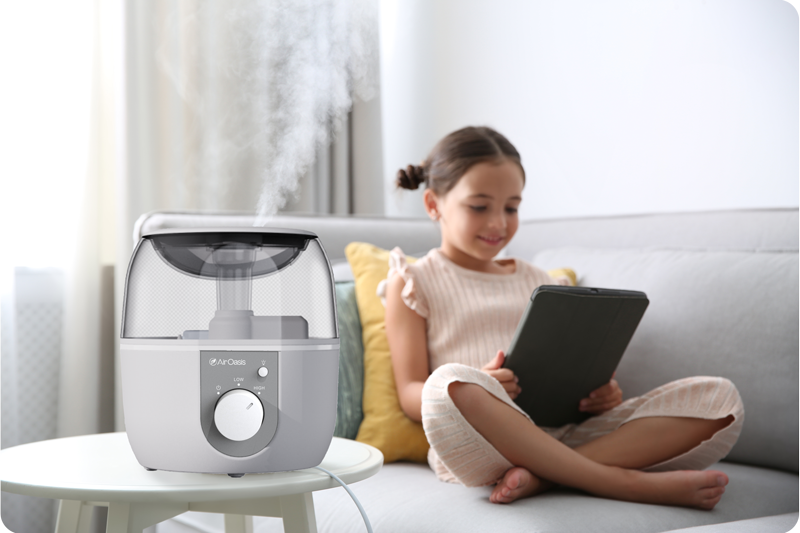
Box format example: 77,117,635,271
504,286,648,427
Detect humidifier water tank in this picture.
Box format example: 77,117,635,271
119,228,339,475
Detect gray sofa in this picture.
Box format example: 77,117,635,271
137,208,798,533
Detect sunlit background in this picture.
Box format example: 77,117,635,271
1,2,95,268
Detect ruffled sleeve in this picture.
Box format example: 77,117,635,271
376,247,430,318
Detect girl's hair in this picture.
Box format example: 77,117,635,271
396,126,524,195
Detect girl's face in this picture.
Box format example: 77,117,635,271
425,160,524,269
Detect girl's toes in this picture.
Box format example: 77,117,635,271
490,467,550,504
697,484,726,509
700,495,723,510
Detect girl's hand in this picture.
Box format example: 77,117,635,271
480,350,521,400
579,375,623,415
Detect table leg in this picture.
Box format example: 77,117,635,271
106,502,187,533
55,500,94,533
223,514,254,533
278,493,317,533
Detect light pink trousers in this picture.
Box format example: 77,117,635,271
421,363,745,487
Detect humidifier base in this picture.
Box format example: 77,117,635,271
121,339,339,475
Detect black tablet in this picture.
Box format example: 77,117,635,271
503,285,649,427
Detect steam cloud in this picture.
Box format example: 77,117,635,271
156,0,378,222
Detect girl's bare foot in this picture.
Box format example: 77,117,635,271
489,467,728,508
490,467,554,504
621,469,729,510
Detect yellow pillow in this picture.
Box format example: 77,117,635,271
548,267,577,286
345,241,577,463
346,242,429,463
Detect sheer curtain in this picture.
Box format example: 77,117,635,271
59,0,120,443
0,1,119,532
0,0,120,533
120,0,378,220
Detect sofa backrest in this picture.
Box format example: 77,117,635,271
516,209,798,473
507,208,798,257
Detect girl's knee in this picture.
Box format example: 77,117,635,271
710,377,744,410
448,381,484,411
714,376,737,391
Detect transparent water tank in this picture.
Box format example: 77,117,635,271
122,228,337,341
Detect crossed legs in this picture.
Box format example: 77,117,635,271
447,381,734,508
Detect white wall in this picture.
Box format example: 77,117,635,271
380,0,798,220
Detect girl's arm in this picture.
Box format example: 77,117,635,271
384,272,430,423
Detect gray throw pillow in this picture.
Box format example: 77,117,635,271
333,281,364,439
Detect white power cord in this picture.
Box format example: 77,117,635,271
314,466,373,533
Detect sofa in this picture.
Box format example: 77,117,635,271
136,208,798,533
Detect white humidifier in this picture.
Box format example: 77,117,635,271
120,228,339,476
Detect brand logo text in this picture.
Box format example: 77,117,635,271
209,358,246,366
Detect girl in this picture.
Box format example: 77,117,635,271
380,126,743,508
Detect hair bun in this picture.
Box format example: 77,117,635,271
396,164,426,190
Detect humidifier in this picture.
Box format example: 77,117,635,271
120,228,339,476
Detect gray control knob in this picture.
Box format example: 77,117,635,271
214,389,264,441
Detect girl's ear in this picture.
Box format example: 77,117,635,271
423,189,440,221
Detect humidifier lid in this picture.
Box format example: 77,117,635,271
142,227,317,238
142,228,317,280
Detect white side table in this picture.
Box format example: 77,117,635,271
0,432,382,533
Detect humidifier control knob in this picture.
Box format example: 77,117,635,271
214,389,264,442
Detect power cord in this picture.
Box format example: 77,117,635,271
313,466,373,533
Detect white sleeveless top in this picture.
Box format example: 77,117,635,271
378,247,557,371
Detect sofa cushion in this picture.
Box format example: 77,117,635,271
332,281,364,440
257,461,797,533
345,243,430,463
331,260,356,281
155,462,798,533
532,247,799,472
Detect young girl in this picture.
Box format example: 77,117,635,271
380,126,743,508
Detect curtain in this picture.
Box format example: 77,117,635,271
0,0,117,443
59,0,119,442
121,0,377,219
0,1,119,532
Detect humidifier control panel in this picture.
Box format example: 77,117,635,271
200,351,278,457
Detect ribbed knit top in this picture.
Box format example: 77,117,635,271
378,247,556,371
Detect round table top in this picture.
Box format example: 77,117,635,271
0,433,383,503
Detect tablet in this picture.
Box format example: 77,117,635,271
503,285,649,427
